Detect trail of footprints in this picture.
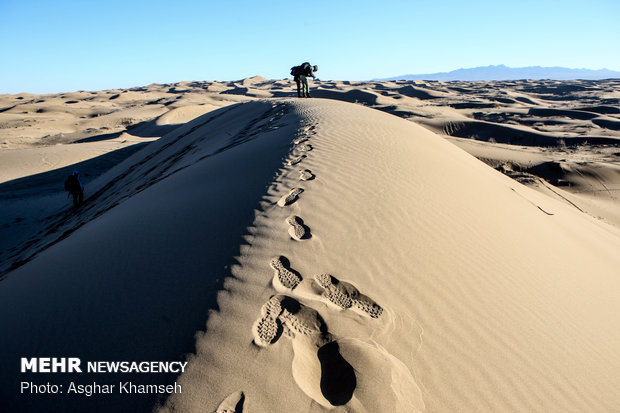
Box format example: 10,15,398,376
248,122,385,407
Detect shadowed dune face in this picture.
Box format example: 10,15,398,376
311,88,380,106
0,142,151,259
0,101,300,412
0,101,295,276
440,119,618,146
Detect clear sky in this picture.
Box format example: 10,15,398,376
1,0,619,94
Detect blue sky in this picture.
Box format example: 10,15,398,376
1,0,619,93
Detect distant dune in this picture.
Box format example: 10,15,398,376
375,64,620,81
1,78,620,413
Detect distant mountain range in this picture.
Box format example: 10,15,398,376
375,65,620,81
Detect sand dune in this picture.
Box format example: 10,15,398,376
1,96,619,412
2,75,620,412
159,99,620,413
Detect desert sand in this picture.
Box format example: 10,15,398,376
1,78,619,413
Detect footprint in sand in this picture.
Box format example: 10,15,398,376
314,274,383,319
296,143,313,152
214,390,245,413
252,295,356,407
286,215,311,241
288,155,305,166
277,187,303,207
299,169,315,181
252,295,286,347
270,255,302,292
268,257,383,319
304,125,317,134
293,136,309,145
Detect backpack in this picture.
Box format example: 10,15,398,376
291,63,312,77
300,62,311,76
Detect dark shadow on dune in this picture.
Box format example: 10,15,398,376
444,120,619,147
490,97,517,104
524,161,571,187
0,101,296,413
312,89,379,106
448,102,498,109
397,85,438,100
314,82,341,90
375,105,427,119
318,342,357,406
0,142,152,279
515,96,537,105
233,393,246,412
220,87,249,95
125,119,180,138
74,130,123,143
601,98,620,106
575,105,620,115
0,104,17,113
272,90,300,98
448,86,480,95
472,112,572,127
528,107,599,120
592,118,620,131
518,84,590,95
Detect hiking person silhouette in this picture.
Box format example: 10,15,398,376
291,62,318,98
64,170,84,207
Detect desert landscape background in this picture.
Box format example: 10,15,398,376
1,78,619,412
2,77,619,271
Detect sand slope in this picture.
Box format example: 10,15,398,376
1,98,619,413
158,99,620,413
0,100,297,411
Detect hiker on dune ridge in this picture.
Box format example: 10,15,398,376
291,62,318,98
64,170,84,207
